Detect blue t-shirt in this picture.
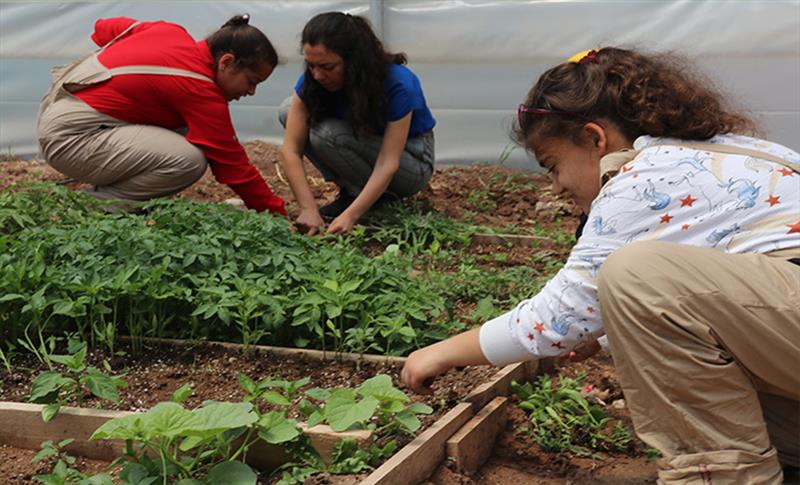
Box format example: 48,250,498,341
294,64,436,137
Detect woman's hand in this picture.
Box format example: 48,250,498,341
326,212,358,234
295,208,325,235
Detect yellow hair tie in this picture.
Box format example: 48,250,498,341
566,49,598,64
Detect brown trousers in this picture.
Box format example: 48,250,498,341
38,95,207,202
598,241,800,485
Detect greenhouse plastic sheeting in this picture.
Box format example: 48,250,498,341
1,1,798,168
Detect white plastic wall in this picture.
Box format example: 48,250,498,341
1,1,798,168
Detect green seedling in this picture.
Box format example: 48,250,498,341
32,438,114,485
512,373,632,456
26,340,126,422
90,400,300,485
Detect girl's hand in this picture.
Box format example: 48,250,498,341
401,328,488,394
326,213,357,234
295,208,325,235
401,345,453,395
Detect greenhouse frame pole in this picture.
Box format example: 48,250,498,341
369,0,384,39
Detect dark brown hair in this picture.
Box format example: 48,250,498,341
300,11,407,137
515,47,758,149
206,14,278,71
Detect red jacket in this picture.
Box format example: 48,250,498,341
75,17,286,215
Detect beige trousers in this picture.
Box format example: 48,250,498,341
597,241,800,485
37,95,207,202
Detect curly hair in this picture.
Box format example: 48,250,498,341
206,14,278,71
515,47,758,149
300,12,407,137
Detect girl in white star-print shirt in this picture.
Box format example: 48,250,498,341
402,47,799,484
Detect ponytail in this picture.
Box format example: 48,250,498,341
206,14,278,71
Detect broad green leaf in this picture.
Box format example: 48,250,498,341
207,461,257,485
340,279,362,294
83,368,120,402
42,403,61,422
179,435,205,452
261,391,290,407
407,402,433,415
78,474,117,485
142,402,200,438
187,402,257,435
324,389,378,432
257,411,300,444
175,480,205,485
322,279,339,292
90,413,143,440
394,409,422,433
306,411,325,428
51,300,75,316
119,463,149,483
325,304,342,319
27,371,70,403
304,387,330,402
237,373,256,394
297,399,320,418
171,383,194,404
357,375,407,403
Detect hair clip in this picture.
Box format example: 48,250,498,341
241,13,250,24
579,50,599,64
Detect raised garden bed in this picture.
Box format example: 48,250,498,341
0,338,538,484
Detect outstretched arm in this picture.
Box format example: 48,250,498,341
401,327,489,394
281,93,325,235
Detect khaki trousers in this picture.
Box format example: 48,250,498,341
37,94,207,202
597,241,800,485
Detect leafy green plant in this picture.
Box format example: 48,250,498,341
32,438,114,485
26,340,127,422
300,375,432,436
90,399,300,485
511,373,632,456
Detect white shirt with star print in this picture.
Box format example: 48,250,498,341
479,134,800,366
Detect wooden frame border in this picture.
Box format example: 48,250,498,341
1,338,539,483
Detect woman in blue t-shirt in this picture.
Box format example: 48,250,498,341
279,11,436,234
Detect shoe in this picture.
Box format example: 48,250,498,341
319,191,355,220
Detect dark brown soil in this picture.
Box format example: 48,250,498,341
427,354,658,485
0,342,495,424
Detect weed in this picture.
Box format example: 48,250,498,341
512,373,632,455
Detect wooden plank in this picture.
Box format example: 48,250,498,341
471,233,552,247
446,396,509,474
463,360,538,411
361,402,474,485
0,402,132,461
119,336,407,365
0,401,370,470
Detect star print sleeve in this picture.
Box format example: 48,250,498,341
478,160,660,365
